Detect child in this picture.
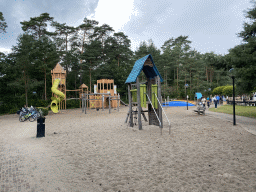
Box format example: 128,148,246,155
207,100,210,108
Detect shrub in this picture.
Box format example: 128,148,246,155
9,108,19,114
212,86,226,95
66,99,80,109
223,86,233,97
37,107,49,116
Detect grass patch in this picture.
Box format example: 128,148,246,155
209,104,256,119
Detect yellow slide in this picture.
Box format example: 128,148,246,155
51,79,65,113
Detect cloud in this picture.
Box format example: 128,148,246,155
91,0,135,32
0,47,12,54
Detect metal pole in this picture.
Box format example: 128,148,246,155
187,94,188,110
232,76,236,125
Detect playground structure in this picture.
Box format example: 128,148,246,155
90,79,119,108
81,79,121,114
51,79,65,113
125,54,170,135
51,63,89,113
51,63,66,112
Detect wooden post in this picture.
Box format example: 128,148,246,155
147,78,152,125
82,96,84,112
128,84,133,127
157,76,163,129
102,95,104,111
118,93,120,112
84,96,87,114
136,77,142,130
109,95,111,114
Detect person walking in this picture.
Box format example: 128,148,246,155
207,100,210,108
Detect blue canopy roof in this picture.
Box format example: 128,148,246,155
125,54,163,84
195,92,202,99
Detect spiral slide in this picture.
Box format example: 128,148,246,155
51,79,65,113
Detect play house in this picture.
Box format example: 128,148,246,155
125,54,168,134
89,79,119,109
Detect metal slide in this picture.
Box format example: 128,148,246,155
153,92,171,134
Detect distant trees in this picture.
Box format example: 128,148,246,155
0,12,7,33
228,0,256,93
3,1,256,114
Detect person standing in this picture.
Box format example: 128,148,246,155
214,97,218,108
202,97,206,108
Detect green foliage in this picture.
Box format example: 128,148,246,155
37,107,48,116
212,86,226,95
9,108,19,114
222,86,233,97
66,99,80,109
0,12,7,33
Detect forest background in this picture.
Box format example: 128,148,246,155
0,2,256,114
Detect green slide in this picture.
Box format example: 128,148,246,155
51,79,65,113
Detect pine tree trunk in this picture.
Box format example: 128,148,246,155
190,70,192,98
90,67,91,93
66,34,68,75
177,67,178,92
206,67,208,82
25,72,28,107
45,68,47,100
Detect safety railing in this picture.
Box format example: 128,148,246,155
145,93,162,134
153,92,171,135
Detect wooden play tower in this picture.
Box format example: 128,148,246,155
51,63,66,110
51,63,89,111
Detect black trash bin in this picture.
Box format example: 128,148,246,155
37,117,45,137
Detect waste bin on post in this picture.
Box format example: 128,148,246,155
37,117,45,137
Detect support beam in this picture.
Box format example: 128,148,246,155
118,93,120,112
102,95,104,111
128,83,133,127
147,78,152,125
157,76,163,129
136,77,142,130
109,96,111,114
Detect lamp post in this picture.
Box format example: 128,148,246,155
229,68,236,125
185,84,189,110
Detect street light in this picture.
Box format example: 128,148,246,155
185,84,189,110
229,68,236,125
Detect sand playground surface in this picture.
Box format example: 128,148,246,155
0,106,256,192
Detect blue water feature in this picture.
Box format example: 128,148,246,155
162,101,195,107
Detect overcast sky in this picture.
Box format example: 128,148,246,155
0,0,253,55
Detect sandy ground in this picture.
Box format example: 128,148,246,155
0,106,256,192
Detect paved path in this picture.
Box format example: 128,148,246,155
201,105,256,136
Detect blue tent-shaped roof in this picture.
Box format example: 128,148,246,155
125,54,163,84
195,92,202,99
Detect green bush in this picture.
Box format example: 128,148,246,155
223,86,233,97
9,108,19,114
66,99,80,109
212,86,226,95
37,107,49,116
